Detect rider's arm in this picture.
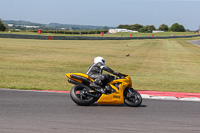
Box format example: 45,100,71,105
100,65,120,76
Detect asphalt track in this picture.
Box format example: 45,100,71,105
189,40,200,46
0,89,200,133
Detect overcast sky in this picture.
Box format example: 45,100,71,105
0,0,200,30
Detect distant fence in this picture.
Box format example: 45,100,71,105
0,33,199,40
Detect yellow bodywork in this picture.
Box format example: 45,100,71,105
66,73,94,83
66,73,132,105
97,75,132,105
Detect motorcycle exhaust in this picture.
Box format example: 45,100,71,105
68,79,79,85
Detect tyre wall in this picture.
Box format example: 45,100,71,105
0,33,199,40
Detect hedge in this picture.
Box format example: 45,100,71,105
31,30,108,34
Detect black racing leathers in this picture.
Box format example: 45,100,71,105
86,62,118,86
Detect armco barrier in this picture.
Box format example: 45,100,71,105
0,33,199,40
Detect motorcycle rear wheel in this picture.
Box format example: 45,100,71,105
124,88,142,107
70,84,95,106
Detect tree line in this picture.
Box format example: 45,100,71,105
117,23,186,33
0,19,188,33
0,19,6,31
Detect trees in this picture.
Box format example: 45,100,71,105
169,23,185,32
117,23,187,33
158,24,168,31
129,24,143,31
117,24,143,31
117,24,158,33
0,19,6,31
117,24,130,29
139,25,156,33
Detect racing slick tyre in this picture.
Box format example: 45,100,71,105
70,84,95,106
124,88,142,107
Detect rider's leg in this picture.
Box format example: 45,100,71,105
91,74,113,93
89,74,108,93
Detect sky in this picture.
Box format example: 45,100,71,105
0,0,200,30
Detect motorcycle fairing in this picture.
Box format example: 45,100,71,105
96,89,124,105
96,74,132,105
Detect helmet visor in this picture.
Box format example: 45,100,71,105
102,59,105,64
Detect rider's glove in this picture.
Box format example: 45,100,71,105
114,72,122,77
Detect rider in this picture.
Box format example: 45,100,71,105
86,57,121,93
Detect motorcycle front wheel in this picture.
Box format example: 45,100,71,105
70,84,95,106
124,88,142,107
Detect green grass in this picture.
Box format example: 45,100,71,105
0,37,200,92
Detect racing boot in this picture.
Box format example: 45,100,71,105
89,82,106,94
105,85,115,93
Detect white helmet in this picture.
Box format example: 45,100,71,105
94,57,105,65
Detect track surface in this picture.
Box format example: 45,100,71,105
189,40,200,46
0,89,200,133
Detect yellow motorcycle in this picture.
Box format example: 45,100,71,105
66,73,142,107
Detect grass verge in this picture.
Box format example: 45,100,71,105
0,37,200,92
